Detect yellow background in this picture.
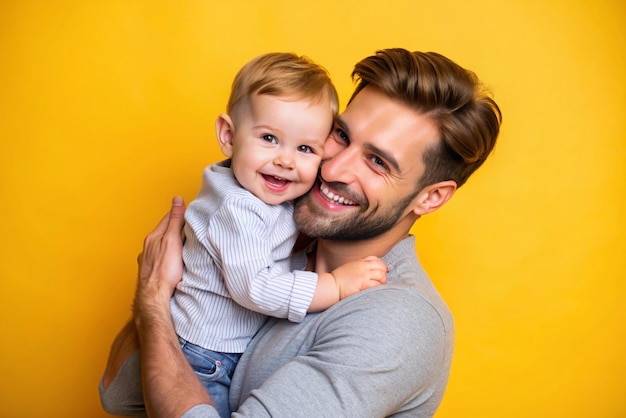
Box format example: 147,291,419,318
1,1,624,416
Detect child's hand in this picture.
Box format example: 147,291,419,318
331,256,388,300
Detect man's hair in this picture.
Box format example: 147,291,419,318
350,48,502,189
227,52,339,120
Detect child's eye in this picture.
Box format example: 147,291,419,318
298,145,314,153
262,134,278,144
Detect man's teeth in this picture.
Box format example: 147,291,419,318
320,184,356,205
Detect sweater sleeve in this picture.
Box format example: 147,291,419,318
207,197,317,323
232,288,451,417
98,351,147,416
181,405,220,418
99,350,221,418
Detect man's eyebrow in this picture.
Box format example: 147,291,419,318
365,143,401,173
335,116,400,172
334,116,350,136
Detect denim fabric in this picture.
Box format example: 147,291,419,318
179,337,241,418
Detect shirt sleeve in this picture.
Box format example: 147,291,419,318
207,197,317,323
232,288,450,417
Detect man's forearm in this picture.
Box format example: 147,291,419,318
134,299,213,418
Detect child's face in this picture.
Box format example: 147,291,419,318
227,93,333,205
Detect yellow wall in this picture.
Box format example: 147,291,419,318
1,1,624,416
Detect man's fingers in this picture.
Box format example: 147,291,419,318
165,196,186,236
148,211,173,241
144,197,186,243
170,196,185,218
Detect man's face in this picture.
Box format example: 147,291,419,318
294,86,440,240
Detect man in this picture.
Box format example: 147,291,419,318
100,48,501,417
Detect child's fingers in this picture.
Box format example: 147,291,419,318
366,266,387,284
362,256,389,272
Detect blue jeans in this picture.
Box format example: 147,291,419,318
179,337,241,418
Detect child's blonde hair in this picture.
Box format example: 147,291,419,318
227,52,339,120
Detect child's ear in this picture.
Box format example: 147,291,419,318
216,113,235,158
409,180,457,217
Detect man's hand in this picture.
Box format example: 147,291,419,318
130,197,213,417
332,256,388,300
133,196,186,322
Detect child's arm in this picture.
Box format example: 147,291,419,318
308,256,388,312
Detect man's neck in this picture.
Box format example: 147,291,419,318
312,228,410,274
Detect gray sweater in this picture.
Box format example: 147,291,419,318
100,236,454,417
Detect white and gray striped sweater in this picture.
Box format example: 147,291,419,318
170,161,318,353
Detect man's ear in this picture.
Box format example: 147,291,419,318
216,113,235,158
410,180,457,216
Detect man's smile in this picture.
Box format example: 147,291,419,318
319,182,357,206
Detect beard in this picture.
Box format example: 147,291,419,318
294,182,416,241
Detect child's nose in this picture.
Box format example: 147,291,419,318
274,151,295,169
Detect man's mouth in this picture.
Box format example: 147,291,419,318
320,182,357,206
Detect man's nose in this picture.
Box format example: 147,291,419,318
321,145,357,184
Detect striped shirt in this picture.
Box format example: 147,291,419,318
170,161,318,353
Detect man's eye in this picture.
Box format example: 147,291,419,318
262,134,278,143
335,128,349,143
370,155,388,170
298,145,314,153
